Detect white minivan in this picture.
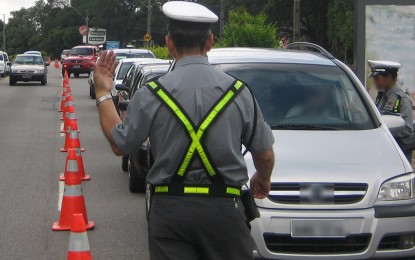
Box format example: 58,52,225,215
0,51,10,77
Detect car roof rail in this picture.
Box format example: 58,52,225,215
287,42,335,59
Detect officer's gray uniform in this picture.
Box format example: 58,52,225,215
376,85,413,138
111,56,274,259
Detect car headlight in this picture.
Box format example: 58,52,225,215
11,69,19,73
377,173,415,201
36,70,45,74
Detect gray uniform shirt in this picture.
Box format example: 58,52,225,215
377,85,413,138
111,56,274,186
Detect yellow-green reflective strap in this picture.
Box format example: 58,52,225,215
154,186,241,196
148,81,244,177
155,186,169,193
393,98,400,113
184,187,209,194
226,187,241,196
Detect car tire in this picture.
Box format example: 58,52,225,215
122,155,128,172
128,157,146,193
145,184,153,220
74,73,79,78
9,77,16,86
0,73,4,77
41,78,47,85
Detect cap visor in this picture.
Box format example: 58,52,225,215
368,71,381,78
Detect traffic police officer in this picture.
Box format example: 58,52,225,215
368,60,414,160
93,1,275,259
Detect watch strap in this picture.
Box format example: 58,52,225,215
96,93,112,107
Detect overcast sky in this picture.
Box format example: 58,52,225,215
2,0,37,21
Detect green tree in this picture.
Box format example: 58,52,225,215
221,9,277,48
327,0,354,63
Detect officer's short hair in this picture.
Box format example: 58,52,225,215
168,20,211,54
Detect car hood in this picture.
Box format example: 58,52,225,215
65,55,93,60
245,127,410,209
12,64,45,70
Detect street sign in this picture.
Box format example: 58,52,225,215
106,41,120,50
79,25,89,36
144,33,152,42
88,28,106,45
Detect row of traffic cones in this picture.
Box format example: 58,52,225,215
53,71,93,259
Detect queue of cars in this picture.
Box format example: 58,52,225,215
104,43,415,260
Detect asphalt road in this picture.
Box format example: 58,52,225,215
0,68,149,259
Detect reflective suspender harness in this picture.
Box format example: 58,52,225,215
147,80,245,197
375,92,401,113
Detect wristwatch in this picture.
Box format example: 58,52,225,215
96,94,112,107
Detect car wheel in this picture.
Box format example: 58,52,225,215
0,73,4,77
122,155,128,172
128,156,146,193
145,184,153,220
74,73,79,78
41,78,47,85
9,77,16,86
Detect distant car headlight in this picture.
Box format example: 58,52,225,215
11,69,19,73
377,173,415,201
37,69,45,74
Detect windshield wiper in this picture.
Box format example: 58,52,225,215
272,124,341,130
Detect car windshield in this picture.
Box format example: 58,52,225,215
117,62,134,80
70,48,93,56
14,55,44,65
214,63,375,130
115,53,154,59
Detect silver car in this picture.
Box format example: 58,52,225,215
9,54,48,86
205,45,415,259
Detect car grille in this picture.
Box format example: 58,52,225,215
268,183,368,205
71,60,84,63
264,233,371,254
19,70,35,73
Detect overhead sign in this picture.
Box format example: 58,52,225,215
88,28,106,45
106,41,120,50
79,25,89,36
144,33,152,42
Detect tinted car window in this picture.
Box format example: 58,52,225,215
70,48,93,56
214,63,374,130
0,55,3,61
117,62,134,80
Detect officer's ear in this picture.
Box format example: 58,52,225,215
203,34,214,54
166,35,178,59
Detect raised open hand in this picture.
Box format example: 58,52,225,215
93,50,119,96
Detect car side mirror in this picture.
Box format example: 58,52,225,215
6,61,11,66
382,114,405,136
115,83,129,92
118,100,130,111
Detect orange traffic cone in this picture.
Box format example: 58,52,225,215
67,213,93,260
61,95,75,121
55,58,60,69
52,174,94,231
61,106,77,134
59,91,70,112
61,118,85,152
48,56,52,64
60,147,90,181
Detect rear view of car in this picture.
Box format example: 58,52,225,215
9,54,49,85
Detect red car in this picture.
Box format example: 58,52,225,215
62,45,99,78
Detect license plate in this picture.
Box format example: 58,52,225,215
73,65,80,69
22,74,32,79
291,219,348,238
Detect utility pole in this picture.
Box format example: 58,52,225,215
147,0,152,36
293,0,300,42
85,10,89,44
219,0,225,39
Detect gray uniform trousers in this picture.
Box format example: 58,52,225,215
148,195,254,260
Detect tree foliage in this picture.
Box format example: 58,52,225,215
220,9,277,48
